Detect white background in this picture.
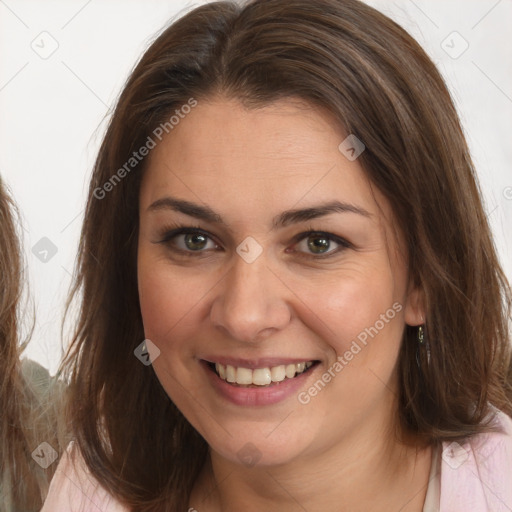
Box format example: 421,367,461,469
0,0,511,374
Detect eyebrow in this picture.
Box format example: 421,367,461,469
147,196,371,230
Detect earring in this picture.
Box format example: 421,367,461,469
418,325,424,344
416,324,430,368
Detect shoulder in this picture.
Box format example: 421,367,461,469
41,442,130,512
439,409,512,511
20,358,65,409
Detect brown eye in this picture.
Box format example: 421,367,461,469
157,227,219,254
182,233,209,251
291,231,351,257
306,235,331,254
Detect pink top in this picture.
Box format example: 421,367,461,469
42,410,512,512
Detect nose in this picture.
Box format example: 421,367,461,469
209,253,292,343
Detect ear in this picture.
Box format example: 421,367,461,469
403,279,425,326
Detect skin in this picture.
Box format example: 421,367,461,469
137,97,431,511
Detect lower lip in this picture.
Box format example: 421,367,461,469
202,361,317,406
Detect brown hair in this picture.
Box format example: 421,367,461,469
61,0,512,509
0,177,61,510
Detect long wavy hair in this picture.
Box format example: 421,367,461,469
0,177,61,510
61,0,512,509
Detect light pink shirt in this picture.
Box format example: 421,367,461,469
42,410,512,511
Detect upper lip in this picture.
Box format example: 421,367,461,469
200,356,318,369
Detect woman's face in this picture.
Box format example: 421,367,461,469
137,97,423,467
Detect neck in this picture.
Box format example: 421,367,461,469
190,411,432,512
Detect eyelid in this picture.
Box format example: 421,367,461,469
155,225,217,244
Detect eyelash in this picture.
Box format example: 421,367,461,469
154,223,353,259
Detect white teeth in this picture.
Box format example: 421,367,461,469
285,364,296,378
236,367,253,385
226,364,236,383
270,365,286,382
252,368,272,385
212,360,315,386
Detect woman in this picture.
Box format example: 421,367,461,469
43,0,512,510
0,176,62,510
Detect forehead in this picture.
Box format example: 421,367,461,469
140,97,392,227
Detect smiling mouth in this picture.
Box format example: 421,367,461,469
205,360,320,387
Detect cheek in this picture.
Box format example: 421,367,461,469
292,260,402,357
137,256,206,348
294,271,405,421
138,267,175,341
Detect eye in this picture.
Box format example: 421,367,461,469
291,231,351,257
156,226,219,254
175,232,217,251
155,224,352,259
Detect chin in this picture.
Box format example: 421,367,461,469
204,423,315,468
